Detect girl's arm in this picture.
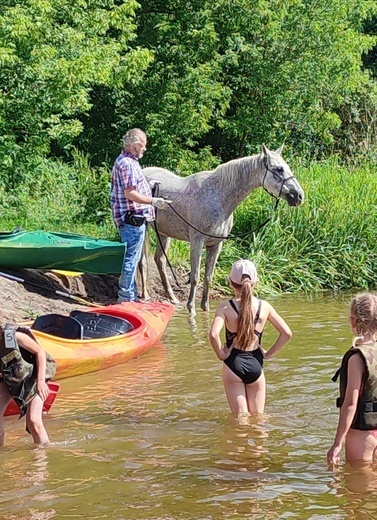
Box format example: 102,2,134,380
263,303,292,360
327,353,363,465
15,331,50,401
208,304,230,361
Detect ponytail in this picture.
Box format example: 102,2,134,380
237,279,255,350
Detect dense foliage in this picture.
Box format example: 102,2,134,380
0,0,377,292
0,0,152,186
77,0,377,167
2,0,376,174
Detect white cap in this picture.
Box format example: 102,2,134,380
229,259,258,285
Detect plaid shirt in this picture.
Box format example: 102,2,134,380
110,150,154,227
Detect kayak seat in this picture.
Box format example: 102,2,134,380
31,314,83,340
69,310,134,339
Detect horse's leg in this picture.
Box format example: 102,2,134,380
201,241,223,312
154,235,180,304
137,261,147,300
187,234,205,316
137,226,150,300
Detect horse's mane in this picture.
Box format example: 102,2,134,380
211,154,261,191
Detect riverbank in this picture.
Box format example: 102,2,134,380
0,257,219,322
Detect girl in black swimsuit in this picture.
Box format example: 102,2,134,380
209,259,292,418
224,298,264,385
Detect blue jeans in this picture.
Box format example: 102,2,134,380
118,223,146,302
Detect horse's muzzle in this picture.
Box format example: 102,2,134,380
286,191,304,207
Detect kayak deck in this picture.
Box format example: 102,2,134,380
0,229,125,274
28,302,175,380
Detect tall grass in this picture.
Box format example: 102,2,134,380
0,153,116,239
215,156,377,292
0,155,375,293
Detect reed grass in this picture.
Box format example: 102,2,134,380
0,155,375,294
215,156,377,292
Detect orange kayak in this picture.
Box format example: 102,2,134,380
28,301,175,380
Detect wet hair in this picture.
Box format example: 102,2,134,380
230,276,255,350
123,128,146,146
350,292,377,337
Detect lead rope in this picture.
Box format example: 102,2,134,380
150,167,291,288
151,183,185,291
167,196,279,241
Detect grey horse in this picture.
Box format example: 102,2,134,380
141,145,304,315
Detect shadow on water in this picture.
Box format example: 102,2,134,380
1,292,377,519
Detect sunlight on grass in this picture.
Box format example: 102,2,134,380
1,156,376,293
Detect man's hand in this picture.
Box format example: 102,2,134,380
151,197,172,210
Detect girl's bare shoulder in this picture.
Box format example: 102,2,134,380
216,300,230,315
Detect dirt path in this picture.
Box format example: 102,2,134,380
0,258,202,323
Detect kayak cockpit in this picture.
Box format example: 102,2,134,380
31,311,137,340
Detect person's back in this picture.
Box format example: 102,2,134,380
208,259,292,419
224,295,271,349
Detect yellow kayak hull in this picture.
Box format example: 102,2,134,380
29,302,175,380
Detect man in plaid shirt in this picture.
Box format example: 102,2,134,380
111,128,170,302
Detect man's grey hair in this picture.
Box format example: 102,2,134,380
123,128,146,146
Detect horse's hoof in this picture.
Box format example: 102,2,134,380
200,302,210,312
187,305,196,317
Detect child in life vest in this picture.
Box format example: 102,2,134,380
327,293,377,465
0,326,54,446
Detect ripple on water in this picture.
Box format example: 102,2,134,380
0,295,372,519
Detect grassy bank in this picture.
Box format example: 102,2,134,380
1,156,376,294
214,156,377,293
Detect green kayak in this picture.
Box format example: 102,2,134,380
0,229,125,274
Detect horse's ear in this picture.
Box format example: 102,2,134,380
261,144,270,166
275,144,284,156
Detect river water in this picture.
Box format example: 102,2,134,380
1,293,377,520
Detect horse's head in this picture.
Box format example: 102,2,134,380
260,145,304,207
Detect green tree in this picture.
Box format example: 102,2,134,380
79,0,377,169
208,0,377,159
0,0,152,186
77,0,231,174
2,0,376,202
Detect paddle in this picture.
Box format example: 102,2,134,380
0,271,102,308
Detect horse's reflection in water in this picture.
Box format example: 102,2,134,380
141,145,304,315
188,314,198,334
187,311,211,338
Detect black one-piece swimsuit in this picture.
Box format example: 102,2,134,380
224,299,264,384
